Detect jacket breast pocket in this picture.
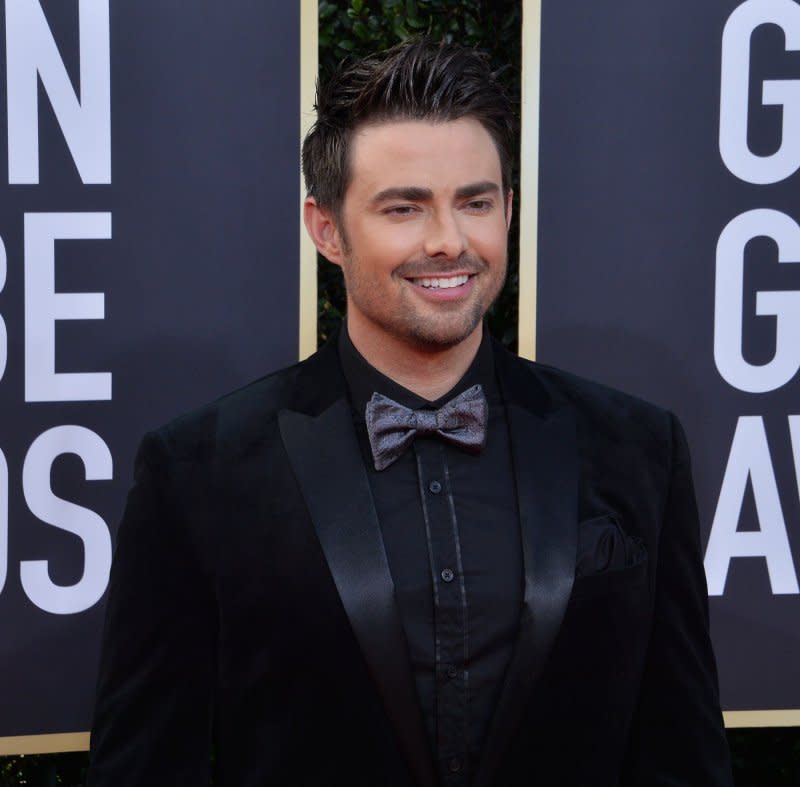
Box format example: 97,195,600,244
570,514,649,601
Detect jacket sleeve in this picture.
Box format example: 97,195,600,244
87,431,215,786
622,413,733,786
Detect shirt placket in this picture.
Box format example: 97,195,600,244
415,439,470,785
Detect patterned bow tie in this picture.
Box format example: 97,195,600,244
365,384,488,471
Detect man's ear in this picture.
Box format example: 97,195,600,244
505,189,514,231
304,196,345,266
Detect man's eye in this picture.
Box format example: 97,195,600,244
385,205,418,216
465,199,491,211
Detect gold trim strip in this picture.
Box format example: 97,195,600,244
0,713,794,757
724,710,800,728
517,0,542,361
298,0,319,360
0,732,90,756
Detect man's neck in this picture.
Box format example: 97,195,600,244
346,320,483,401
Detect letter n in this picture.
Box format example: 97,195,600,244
5,0,110,184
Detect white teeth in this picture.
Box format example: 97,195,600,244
415,274,469,289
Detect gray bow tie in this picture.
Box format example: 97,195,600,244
365,384,488,471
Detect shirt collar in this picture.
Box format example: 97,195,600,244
338,321,501,419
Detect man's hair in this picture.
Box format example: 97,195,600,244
302,37,515,220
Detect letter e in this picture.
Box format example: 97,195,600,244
24,212,112,402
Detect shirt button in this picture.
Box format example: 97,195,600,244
449,757,461,773
441,568,455,582
428,480,442,494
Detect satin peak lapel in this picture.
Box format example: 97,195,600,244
278,400,436,787
474,395,578,787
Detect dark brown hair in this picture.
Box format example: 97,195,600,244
302,37,515,219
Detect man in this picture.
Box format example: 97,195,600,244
89,38,732,786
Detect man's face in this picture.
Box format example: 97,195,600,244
331,117,512,351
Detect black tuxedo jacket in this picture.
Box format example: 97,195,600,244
88,336,732,787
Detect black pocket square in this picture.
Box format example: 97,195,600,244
576,515,647,577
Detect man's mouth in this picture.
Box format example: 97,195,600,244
409,274,471,289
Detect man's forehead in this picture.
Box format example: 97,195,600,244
347,117,503,190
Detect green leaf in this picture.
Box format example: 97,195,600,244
352,0,364,11
393,20,410,39
465,14,480,37
319,2,338,20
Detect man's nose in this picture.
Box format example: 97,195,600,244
423,210,467,260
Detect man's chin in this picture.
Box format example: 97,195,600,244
402,313,485,351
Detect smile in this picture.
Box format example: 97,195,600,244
410,274,471,289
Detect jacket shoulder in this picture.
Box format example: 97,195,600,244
515,354,675,446
144,358,308,463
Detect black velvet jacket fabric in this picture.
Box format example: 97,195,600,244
88,333,732,787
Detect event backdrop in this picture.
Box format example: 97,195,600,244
4,0,798,754
529,0,800,721
0,0,302,745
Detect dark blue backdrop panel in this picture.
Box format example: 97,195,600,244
536,0,800,712
0,0,300,736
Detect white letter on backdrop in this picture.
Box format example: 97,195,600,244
24,212,112,402
21,426,112,614
705,416,799,596
720,0,800,184
714,209,800,393
5,0,110,183
790,416,800,513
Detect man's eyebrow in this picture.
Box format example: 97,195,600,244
454,181,501,200
370,181,501,206
371,186,434,205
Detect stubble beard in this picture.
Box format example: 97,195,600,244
402,296,488,349
342,251,507,351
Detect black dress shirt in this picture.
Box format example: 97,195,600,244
338,327,523,786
